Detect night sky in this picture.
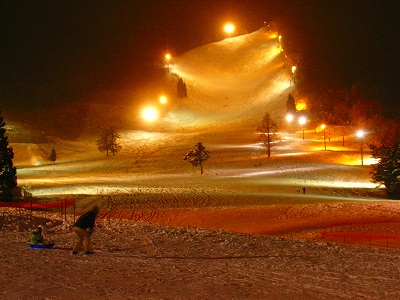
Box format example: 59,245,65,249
1,1,398,114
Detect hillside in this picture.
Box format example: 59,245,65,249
4,23,400,300
5,27,291,143
8,26,380,203
171,27,290,122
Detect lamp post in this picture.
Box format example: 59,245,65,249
165,53,171,72
286,113,294,134
159,95,167,104
321,124,326,150
299,116,306,140
356,130,364,166
224,23,235,36
291,65,297,84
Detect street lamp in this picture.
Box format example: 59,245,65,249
159,95,167,104
165,53,171,72
142,106,159,122
356,130,365,166
286,113,294,134
291,65,297,84
321,124,326,150
224,23,235,35
299,116,306,140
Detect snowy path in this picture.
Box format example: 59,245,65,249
2,210,400,300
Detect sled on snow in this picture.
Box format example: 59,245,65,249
29,243,55,249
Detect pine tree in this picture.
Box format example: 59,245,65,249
49,147,57,163
257,112,279,157
370,141,400,199
177,78,187,98
183,142,210,174
0,112,17,201
96,127,122,156
286,94,296,114
177,78,183,98
183,82,187,98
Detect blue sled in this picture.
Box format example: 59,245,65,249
29,243,55,249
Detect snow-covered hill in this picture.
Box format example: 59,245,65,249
172,27,290,121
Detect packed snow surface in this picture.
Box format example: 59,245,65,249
3,27,400,299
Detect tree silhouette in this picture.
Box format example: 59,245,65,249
49,147,57,163
370,141,400,199
0,111,17,201
183,142,210,174
257,112,279,157
177,78,187,98
96,127,122,156
286,93,296,114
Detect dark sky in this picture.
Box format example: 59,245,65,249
1,1,398,113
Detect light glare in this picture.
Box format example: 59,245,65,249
224,23,235,34
142,107,158,122
159,95,167,104
299,116,306,125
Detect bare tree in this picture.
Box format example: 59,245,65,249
96,127,122,156
183,142,210,174
257,112,279,157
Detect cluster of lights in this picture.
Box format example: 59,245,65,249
141,95,169,122
286,113,307,126
286,114,307,139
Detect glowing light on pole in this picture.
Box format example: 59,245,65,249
291,65,297,86
299,116,306,140
165,53,171,72
321,124,326,150
224,23,235,35
159,95,167,104
356,130,365,165
286,113,294,134
142,107,159,122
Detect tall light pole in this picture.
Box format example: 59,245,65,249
291,65,297,84
321,124,326,150
224,23,235,36
165,53,171,73
299,116,306,140
356,130,364,165
286,113,294,134
159,95,167,104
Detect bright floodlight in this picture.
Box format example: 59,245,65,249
299,116,306,125
286,114,294,122
142,107,158,122
356,130,364,138
165,53,171,60
321,124,326,129
224,23,235,34
159,95,167,104
292,65,297,74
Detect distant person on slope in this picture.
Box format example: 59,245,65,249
72,206,99,255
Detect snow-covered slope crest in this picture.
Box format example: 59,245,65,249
172,27,291,120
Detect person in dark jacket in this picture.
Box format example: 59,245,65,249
72,206,99,255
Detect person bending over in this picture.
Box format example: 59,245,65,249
72,206,99,255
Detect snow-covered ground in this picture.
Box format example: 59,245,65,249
2,207,400,299
3,27,400,299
